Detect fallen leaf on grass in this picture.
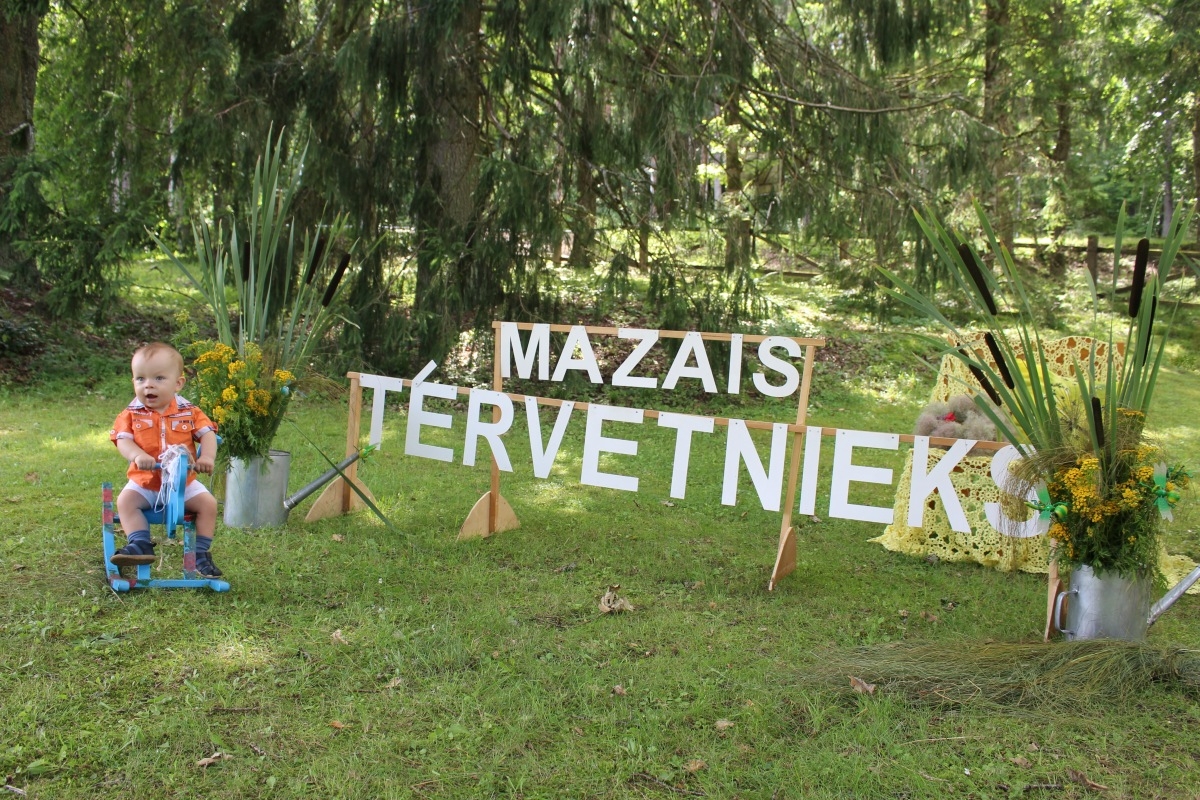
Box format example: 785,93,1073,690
1010,756,1032,769
196,752,231,768
599,585,634,614
849,676,877,695
1067,768,1108,791
920,611,940,623
331,629,349,645
12,565,24,572
553,562,576,573
685,759,707,773
384,677,404,689
612,685,627,696
331,534,345,542
1028,742,1041,752
660,500,675,507
329,720,348,730
714,719,735,732
23,472,38,484
248,742,266,756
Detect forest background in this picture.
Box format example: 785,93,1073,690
2,0,1199,377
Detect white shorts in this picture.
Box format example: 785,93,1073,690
122,480,212,507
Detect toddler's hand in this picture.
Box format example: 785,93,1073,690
133,453,156,470
195,456,216,475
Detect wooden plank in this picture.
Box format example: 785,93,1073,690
355,376,1012,450
490,320,825,347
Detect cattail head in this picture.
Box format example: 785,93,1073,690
241,241,252,284
1129,238,1150,318
304,235,328,286
959,243,997,316
961,347,1001,405
984,332,1015,389
321,253,351,307
1091,397,1106,449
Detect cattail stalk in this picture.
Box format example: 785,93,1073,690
961,348,1002,405
321,254,351,307
304,235,328,286
1091,397,1105,449
984,332,1015,389
1129,238,1149,318
959,243,997,315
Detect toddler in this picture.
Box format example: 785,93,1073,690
109,342,222,577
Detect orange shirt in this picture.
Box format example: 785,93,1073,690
110,396,217,491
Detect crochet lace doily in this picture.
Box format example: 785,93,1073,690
931,334,1120,403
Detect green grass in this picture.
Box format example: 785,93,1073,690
2,270,1200,798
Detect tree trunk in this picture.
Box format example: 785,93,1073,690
983,0,1013,251
1194,93,1200,243
723,99,751,273
569,78,598,270
0,8,40,275
413,0,482,359
1162,116,1174,237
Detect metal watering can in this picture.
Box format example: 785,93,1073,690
1054,564,1200,641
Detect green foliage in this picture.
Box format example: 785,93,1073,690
155,129,357,379
884,201,1198,576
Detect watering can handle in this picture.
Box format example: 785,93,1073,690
1053,588,1076,635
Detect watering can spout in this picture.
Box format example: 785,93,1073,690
1148,565,1200,627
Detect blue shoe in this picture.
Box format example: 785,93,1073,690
110,540,156,566
195,552,223,578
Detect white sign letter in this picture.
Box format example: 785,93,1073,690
798,425,823,515
526,398,575,478
985,444,1048,538
727,333,744,394
358,372,407,447
500,322,550,380
662,331,718,393
463,389,514,471
612,328,660,389
752,336,801,398
721,419,789,511
552,325,603,383
907,437,975,532
828,429,898,524
657,412,716,499
581,404,643,492
405,382,458,462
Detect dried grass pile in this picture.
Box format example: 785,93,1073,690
817,640,1200,710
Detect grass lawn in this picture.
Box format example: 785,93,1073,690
2,267,1200,799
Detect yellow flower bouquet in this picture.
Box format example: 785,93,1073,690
184,339,296,462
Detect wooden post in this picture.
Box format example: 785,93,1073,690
769,344,817,591
1086,235,1099,285
459,325,520,539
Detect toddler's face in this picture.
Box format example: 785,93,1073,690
131,351,185,411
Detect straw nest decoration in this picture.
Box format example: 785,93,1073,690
816,640,1200,710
